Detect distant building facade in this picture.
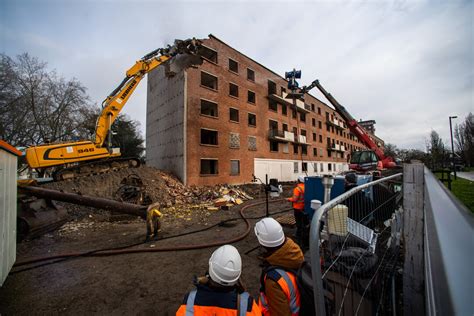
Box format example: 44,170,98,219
146,35,373,186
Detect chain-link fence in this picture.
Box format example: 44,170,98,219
310,173,403,316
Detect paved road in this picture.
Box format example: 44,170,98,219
454,171,474,181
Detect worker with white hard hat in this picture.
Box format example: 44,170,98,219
176,244,260,315
286,175,309,248
254,218,304,316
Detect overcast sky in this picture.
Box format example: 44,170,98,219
1,0,472,150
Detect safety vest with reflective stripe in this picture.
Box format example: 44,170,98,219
289,184,305,210
259,268,301,316
176,286,260,316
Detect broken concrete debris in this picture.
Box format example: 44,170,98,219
43,166,256,218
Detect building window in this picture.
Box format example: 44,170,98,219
301,146,307,155
327,150,332,158
313,148,317,156
200,46,218,63
319,148,324,157
312,118,316,127
300,129,307,137
248,136,257,151
247,68,255,81
230,108,239,122
300,113,306,122
293,144,298,154
230,160,240,175
283,123,288,132
328,163,332,171
200,129,218,145
201,159,218,175
248,90,256,104
294,162,299,173
229,133,240,149
201,72,218,90
311,103,315,111
281,87,286,96
270,141,279,152
318,121,322,129
314,163,318,172
302,162,308,172
229,59,238,73
320,163,324,172
248,113,256,127
268,80,277,95
292,109,297,119
319,135,323,143
200,99,218,117
282,143,289,153
312,133,316,141
268,99,278,112
229,83,239,97
282,104,287,115
318,107,321,115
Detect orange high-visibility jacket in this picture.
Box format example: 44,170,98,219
176,284,261,316
288,183,305,210
259,268,301,316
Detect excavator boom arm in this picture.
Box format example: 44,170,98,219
94,38,202,147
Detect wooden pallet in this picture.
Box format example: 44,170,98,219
276,213,296,227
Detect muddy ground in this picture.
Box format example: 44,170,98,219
1,174,296,315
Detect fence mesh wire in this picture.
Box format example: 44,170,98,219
315,175,403,316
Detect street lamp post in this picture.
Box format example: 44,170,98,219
449,116,457,180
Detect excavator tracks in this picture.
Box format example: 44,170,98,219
52,157,141,181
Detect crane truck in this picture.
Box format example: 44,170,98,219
303,80,397,172
24,38,203,180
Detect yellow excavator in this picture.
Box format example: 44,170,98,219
24,38,202,180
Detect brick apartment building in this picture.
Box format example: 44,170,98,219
146,35,373,186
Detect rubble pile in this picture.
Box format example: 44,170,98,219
43,166,258,211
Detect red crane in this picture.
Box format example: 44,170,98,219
303,80,396,171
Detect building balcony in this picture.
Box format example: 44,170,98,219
268,92,311,113
268,129,294,142
326,118,346,130
295,135,310,145
327,143,346,152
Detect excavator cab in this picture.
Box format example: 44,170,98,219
349,150,382,172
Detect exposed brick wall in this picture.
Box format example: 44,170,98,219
147,35,370,186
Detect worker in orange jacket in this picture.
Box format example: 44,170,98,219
286,176,308,248
254,218,304,316
176,245,261,316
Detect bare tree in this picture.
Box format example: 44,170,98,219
0,53,91,146
426,130,447,169
384,143,398,159
454,113,474,167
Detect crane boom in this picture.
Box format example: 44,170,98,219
308,80,396,169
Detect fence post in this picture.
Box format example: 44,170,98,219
403,162,425,315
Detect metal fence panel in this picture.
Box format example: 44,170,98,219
310,173,403,315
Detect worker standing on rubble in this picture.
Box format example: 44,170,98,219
286,175,308,248
176,245,261,315
145,202,163,242
254,218,304,316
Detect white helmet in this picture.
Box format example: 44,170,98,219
208,245,242,286
297,175,305,183
254,217,285,248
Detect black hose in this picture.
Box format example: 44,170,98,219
12,200,291,272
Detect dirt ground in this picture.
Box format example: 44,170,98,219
0,168,296,315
